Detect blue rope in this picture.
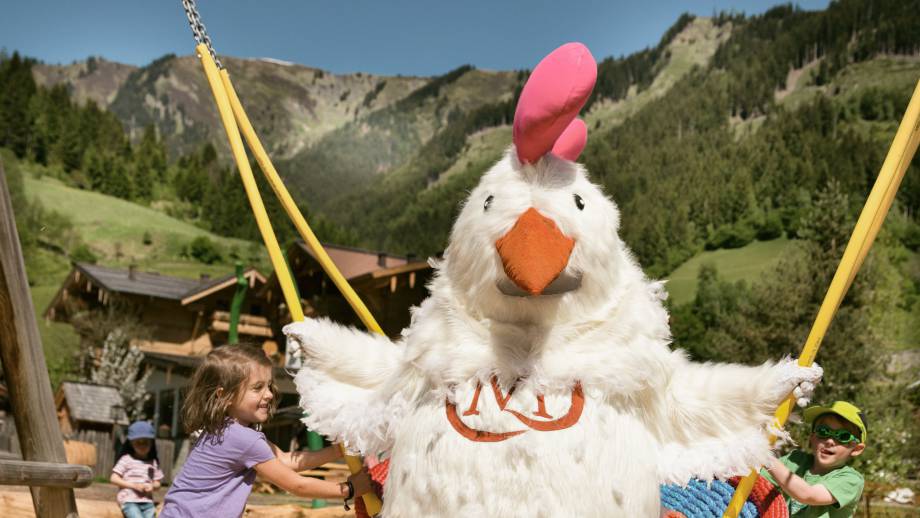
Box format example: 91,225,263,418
660,480,759,518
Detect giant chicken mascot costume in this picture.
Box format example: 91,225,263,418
285,43,822,517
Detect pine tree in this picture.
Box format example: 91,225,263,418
83,146,105,190
55,108,85,172
102,152,133,199
0,52,37,157
137,125,167,180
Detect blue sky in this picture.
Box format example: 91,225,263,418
4,1,831,76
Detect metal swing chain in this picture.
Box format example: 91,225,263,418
181,0,222,69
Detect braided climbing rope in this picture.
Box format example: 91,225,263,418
661,476,788,518
355,461,787,518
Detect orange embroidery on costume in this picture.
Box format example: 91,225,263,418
445,377,584,442
533,394,553,419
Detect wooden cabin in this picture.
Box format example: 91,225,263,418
54,381,130,478
43,245,433,446
261,242,434,368
55,381,129,437
44,263,279,442
44,263,272,357
53,381,185,481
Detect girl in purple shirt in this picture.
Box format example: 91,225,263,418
161,344,370,518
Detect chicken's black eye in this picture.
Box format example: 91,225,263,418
574,194,585,210
484,195,494,211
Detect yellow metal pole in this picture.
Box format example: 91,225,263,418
195,44,303,323
847,123,920,291
218,69,385,335
722,78,920,518
195,45,383,515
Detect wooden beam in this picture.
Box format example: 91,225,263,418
211,320,274,337
0,162,81,515
0,460,92,489
211,310,270,327
189,310,203,343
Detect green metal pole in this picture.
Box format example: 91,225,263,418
228,261,247,344
306,424,327,508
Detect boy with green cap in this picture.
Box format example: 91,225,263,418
762,401,867,518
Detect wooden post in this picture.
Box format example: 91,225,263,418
0,162,80,516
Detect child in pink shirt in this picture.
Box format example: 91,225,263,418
111,421,164,518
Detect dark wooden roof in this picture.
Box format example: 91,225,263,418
293,241,411,280
59,381,129,425
76,263,206,300
73,263,263,302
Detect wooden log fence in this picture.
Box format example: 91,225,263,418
0,460,92,488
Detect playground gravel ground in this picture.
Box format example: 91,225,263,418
0,483,354,518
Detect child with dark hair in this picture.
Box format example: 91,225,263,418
111,421,164,518
160,344,371,518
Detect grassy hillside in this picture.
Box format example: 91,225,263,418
665,237,791,305
23,173,263,270
779,55,920,111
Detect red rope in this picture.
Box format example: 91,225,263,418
729,475,789,518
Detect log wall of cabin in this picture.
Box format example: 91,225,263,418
130,297,211,356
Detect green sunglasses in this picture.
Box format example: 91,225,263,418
814,424,860,444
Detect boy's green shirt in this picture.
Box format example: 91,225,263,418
760,450,864,518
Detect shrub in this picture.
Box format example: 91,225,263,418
184,236,222,264
70,243,98,264
706,221,756,250
903,223,920,251
756,211,785,240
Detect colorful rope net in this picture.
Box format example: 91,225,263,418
354,460,787,518
661,475,788,518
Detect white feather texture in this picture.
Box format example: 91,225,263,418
284,150,823,517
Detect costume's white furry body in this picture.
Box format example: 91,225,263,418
286,154,820,517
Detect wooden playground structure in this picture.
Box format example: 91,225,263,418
0,159,91,516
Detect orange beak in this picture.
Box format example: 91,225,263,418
495,208,575,296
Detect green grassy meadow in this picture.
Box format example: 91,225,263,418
23,173,258,265
665,237,792,305
779,56,920,111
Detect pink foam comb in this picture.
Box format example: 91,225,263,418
551,118,587,161
513,42,596,164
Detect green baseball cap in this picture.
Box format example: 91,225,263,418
804,401,867,444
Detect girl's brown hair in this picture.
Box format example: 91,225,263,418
181,344,279,435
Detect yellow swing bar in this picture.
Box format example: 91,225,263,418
195,44,384,515
723,78,920,518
